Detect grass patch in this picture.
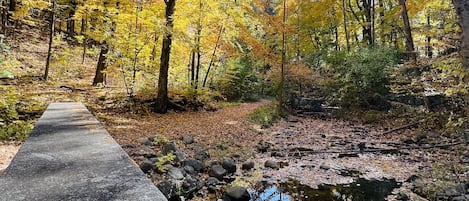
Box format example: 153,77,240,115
248,103,287,128
218,101,242,108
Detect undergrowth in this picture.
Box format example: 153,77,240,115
248,102,287,128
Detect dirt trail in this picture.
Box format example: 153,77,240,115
0,143,21,175
102,100,271,159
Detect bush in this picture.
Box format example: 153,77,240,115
322,47,401,110
0,87,33,141
217,56,264,101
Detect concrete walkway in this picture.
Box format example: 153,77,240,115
0,102,167,201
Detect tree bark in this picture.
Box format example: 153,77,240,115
7,0,15,25
279,0,287,107
398,0,415,60
44,0,56,81
93,44,108,86
67,1,77,36
203,26,224,88
154,0,176,114
342,0,350,51
453,0,469,121
426,15,433,58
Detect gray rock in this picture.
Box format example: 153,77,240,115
225,186,251,201
395,192,410,201
182,159,205,173
195,149,210,161
209,165,227,179
208,186,218,193
222,158,237,173
138,137,152,146
167,167,184,180
134,146,157,158
271,151,286,157
206,177,221,186
162,142,185,162
162,142,178,155
182,175,203,195
182,135,194,144
257,140,272,153
157,181,178,200
452,195,469,201
264,160,278,169
139,159,155,173
241,161,255,170
183,165,196,175
320,164,331,170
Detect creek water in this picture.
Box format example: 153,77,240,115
249,178,400,201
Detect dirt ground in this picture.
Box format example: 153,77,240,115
0,143,21,175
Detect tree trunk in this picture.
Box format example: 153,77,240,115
7,0,15,25
44,0,56,81
279,0,287,107
67,1,77,36
203,26,224,88
154,0,176,114
93,44,108,86
342,0,350,51
398,0,415,60
426,15,433,58
453,0,469,127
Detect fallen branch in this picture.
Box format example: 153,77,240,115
275,141,465,157
382,121,420,135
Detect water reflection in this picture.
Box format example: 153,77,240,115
249,178,400,201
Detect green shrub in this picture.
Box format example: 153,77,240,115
249,103,287,128
0,87,33,141
155,153,176,173
322,47,401,110
217,56,264,101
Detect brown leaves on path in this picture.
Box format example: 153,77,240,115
101,100,271,159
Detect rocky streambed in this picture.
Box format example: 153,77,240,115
124,116,468,201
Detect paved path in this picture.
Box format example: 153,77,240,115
0,102,167,201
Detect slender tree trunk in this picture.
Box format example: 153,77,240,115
44,0,56,81
342,0,350,51
453,0,469,126
426,15,433,58
7,0,15,25
67,1,77,36
93,44,108,86
398,0,415,60
279,0,287,107
203,26,224,88
155,0,176,114
1,0,6,33
81,19,86,64
190,51,195,86
363,0,373,46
